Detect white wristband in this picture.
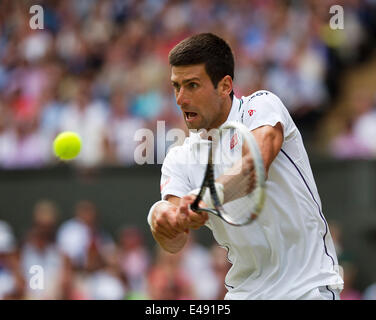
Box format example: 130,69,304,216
147,200,170,231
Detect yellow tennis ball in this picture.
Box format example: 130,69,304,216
53,131,82,160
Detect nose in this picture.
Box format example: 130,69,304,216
176,87,190,107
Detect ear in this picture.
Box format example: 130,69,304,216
217,75,233,97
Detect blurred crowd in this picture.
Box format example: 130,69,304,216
0,199,231,300
0,0,375,169
327,88,376,159
1,199,376,300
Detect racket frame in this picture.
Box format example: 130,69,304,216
190,121,266,226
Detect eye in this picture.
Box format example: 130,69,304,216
172,83,180,92
188,82,198,89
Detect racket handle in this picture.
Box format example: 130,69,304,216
189,197,201,211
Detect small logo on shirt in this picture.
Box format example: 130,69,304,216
248,109,256,117
160,177,171,192
230,133,238,150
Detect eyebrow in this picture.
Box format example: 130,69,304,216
171,77,201,85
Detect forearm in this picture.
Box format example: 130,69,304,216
251,123,284,178
151,228,188,253
148,198,189,253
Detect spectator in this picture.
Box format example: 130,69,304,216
0,220,24,299
330,118,372,159
147,246,193,300
20,200,72,299
181,234,220,300
102,89,147,166
330,92,376,159
57,78,109,167
352,96,376,157
78,250,129,300
56,200,115,271
117,226,150,296
0,113,50,169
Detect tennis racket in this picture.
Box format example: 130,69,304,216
189,121,266,226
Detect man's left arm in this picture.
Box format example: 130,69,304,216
251,122,284,178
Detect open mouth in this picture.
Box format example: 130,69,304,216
185,112,198,122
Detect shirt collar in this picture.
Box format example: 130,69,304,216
224,95,240,124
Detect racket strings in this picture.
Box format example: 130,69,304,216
212,131,263,224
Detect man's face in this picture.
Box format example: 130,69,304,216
170,64,227,130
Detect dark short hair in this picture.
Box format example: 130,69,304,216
168,33,234,98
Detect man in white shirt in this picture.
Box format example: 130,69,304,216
147,33,343,300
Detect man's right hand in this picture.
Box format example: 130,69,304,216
151,195,209,240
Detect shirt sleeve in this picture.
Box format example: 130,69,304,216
241,90,295,141
160,146,192,200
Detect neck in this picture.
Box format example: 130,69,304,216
207,95,233,131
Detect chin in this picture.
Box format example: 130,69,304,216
186,123,203,131
185,121,197,130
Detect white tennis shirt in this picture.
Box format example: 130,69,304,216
159,90,344,299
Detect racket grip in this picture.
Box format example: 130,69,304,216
190,198,201,211
188,183,224,209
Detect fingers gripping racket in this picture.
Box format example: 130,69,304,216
190,121,266,226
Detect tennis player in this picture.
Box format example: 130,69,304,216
147,33,344,300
